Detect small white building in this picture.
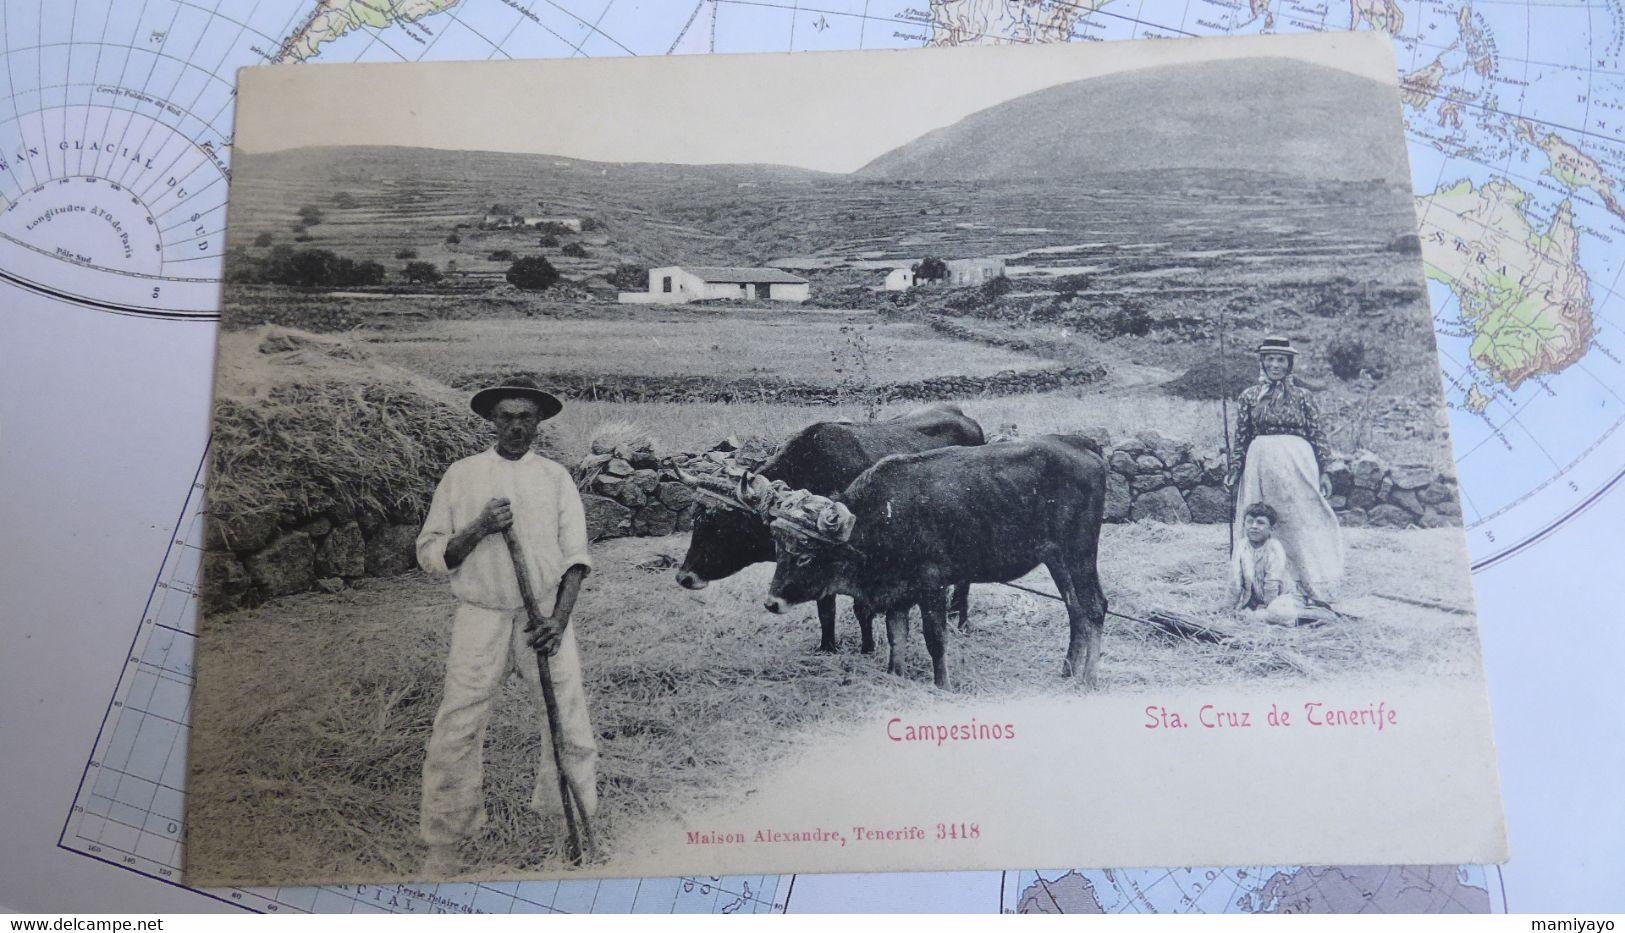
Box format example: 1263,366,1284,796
945,257,1006,287
619,265,810,304
525,215,583,232
884,268,916,291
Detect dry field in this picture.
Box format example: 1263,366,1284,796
362,308,1057,388
188,523,1483,884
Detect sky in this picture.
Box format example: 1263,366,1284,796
235,31,1397,174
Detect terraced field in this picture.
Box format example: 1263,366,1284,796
222,144,1446,467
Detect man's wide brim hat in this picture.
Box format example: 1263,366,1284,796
470,376,564,421
1256,335,1298,357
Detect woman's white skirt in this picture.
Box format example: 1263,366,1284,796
1233,434,1345,604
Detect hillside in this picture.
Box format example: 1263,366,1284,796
856,57,1411,185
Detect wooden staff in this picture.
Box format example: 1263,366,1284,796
500,527,596,865
1220,305,1236,556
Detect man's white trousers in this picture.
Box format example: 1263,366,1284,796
420,603,599,846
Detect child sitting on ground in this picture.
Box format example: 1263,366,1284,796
1231,502,1305,626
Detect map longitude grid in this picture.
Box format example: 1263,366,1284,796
55,456,788,915
111,0,237,263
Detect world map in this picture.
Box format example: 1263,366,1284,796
1009,864,1501,914
6,0,1609,914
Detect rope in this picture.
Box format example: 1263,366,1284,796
995,580,1159,629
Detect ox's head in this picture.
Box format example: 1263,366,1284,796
763,494,857,614
673,466,784,590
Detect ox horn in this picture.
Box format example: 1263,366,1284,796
814,500,856,543
676,465,738,495
767,485,857,543
735,472,789,517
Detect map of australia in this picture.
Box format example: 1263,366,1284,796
1418,178,1594,390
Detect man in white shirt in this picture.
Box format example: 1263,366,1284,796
415,376,597,875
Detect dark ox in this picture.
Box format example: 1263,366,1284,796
676,404,984,653
763,435,1108,689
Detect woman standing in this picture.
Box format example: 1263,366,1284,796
1227,336,1345,607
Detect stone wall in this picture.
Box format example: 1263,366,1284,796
199,506,424,615
1095,430,1463,530
201,430,1461,614
455,364,1104,406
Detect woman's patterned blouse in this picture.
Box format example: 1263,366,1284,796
1234,379,1332,472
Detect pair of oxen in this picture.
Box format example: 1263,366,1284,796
673,405,1109,689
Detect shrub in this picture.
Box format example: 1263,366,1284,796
332,191,358,209
1068,300,1153,340
1306,289,1358,319
252,232,274,248
561,242,589,258
1103,302,1152,338
609,264,648,290
913,256,949,282
403,261,442,285
538,234,559,248
394,247,418,260
229,247,386,287
445,233,461,244
1050,273,1093,295
505,255,560,291
297,205,324,226
488,249,516,262
1327,335,1387,381
1385,233,1422,254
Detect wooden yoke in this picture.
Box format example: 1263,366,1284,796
500,527,597,866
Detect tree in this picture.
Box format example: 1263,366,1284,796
332,257,385,286
609,263,648,290
561,242,589,259
488,249,516,262
403,261,442,285
537,233,559,248
286,248,338,286
506,255,560,291
445,232,461,244
252,232,274,248
332,191,358,209
395,247,418,260
912,257,949,283
297,204,324,226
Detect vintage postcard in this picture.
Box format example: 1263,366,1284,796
188,32,1507,885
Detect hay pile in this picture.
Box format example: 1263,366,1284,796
1163,352,1262,400
209,327,507,529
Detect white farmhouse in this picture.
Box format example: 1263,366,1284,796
619,265,810,304
884,268,916,291
525,215,584,232
945,257,1005,286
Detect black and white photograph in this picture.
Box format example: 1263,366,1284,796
188,33,1506,886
